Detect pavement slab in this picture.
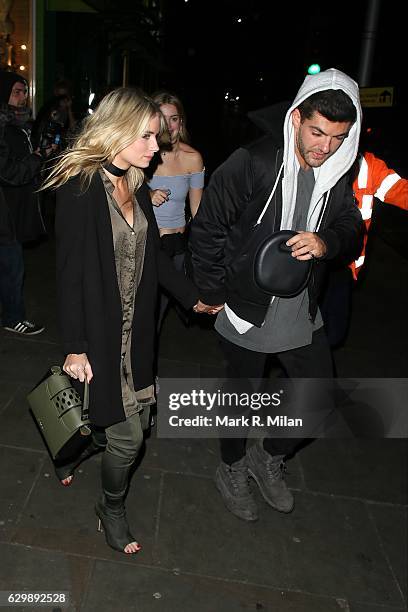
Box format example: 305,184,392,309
348,604,407,612
0,542,92,612
142,434,220,478
282,492,405,607
154,471,292,588
0,447,45,543
143,431,303,489
84,560,351,612
0,381,20,413
11,459,160,565
368,503,407,600
0,389,51,452
299,438,408,505
0,334,63,385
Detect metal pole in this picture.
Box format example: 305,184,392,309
122,50,129,87
29,0,36,115
107,45,112,86
358,0,381,87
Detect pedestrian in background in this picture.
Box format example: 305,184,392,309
147,91,204,330
320,151,408,347
0,71,46,335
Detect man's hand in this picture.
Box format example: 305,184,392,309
286,231,327,260
193,300,224,315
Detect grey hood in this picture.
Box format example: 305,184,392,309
281,68,362,231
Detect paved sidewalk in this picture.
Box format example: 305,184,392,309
0,224,407,612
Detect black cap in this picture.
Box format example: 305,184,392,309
0,71,28,105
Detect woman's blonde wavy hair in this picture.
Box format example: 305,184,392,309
42,87,168,193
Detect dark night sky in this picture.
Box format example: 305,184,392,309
161,1,402,100
160,1,404,170
55,0,406,172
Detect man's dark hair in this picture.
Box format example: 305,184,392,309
298,90,356,124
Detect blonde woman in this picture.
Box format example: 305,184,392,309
43,88,199,554
147,91,204,329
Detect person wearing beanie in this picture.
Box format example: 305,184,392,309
0,70,45,335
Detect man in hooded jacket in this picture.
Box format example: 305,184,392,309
189,68,364,521
0,71,45,335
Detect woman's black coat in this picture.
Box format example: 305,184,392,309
55,172,198,427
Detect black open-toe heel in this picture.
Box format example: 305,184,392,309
54,462,76,486
95,497,141,554
54,441,103,486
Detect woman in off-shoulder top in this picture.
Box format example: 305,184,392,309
147,91,204,330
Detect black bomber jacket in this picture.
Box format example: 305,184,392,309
189,133,364,327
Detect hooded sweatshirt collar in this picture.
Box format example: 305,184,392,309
280,68,361,232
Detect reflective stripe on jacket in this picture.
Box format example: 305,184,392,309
351,152,408,278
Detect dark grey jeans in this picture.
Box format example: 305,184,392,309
0,241,25,326
104,407,151,464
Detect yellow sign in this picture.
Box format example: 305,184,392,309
359,87,394,108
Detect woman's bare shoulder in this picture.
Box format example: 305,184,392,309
179,143,204,172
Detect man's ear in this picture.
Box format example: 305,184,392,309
291,108,301,129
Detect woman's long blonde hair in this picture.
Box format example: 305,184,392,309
42,87,168,193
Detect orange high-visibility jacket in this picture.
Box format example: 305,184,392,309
351,152,408,279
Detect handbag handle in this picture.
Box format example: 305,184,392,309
79,379,91,436
79,381,91,435
51,366,90,421
51,365,91,413
279,241,292,253
82,379,89,421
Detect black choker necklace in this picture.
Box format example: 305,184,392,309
103,162,128,177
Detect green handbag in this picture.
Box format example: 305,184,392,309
27,366,91,459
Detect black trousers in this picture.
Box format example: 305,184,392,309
219,327,333,464
319,267,354,348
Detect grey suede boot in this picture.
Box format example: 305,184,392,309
246,440,294,513
215,456,259,522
